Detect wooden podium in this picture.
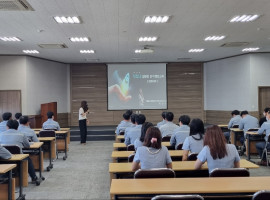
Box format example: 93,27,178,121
41,102,57,124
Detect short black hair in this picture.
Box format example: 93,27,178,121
264,107,270,113
15,113,22,120
123,112,131,120
161,112,167,119
231,110,240,116
6,120,19,130
125,110,133,116
135,114,146,125
130,114,137,124
140,122,154,142
47,111,54,118
179,115,190,125
240,110,249,116
2,112,12,121
19,116,29,125
165,112,174,122
190,118,204,136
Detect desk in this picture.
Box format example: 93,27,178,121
0,164,16,200
33,127,71,144
113,142,171,150
115,135,124,143
230,128,244,146
246,131,265,161
39,137,55,171
0,154,28,200
111,150,183,163
109,159,258,181
110,176,270,199
218,124,228,128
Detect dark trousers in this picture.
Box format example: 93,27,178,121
24,157,36,179
79,119,87,143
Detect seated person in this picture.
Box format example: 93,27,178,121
224,110,241,141
124,114,137,136
134,122,153,150
42,111,60,131
115,110,133,135
156,111,167,128
159,112,178,137
259,107,270,127
170,115,190,149
132,127,172,171
124,114,146,146
182,118,204,161
15,113,22,123
0,112,12,133
18,116,39,142
256,110,270,166
0,120,39,183
0,145,12,159
195,125,240,173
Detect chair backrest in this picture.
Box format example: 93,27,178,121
119,131,125,135
176,143,183,150
39,130,56,137
127,144,135,151
134,168,176,179
2,145,21,154
187,153,198,161
128,153,135,162
209,168,250,177
252,190,270,200
152,195,204,200
162,135,171,142
232,124,239,128
247,128,259,132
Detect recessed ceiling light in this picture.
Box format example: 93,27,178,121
229,14,260,23
54,16,81,24
205,36,226,41
138,36,158,42
80,50,95,54
188,49,204,53
242,47,260,52
23,50,39,54
69,37,90,42
135,48,154,53
0,37,21,42
144,15,170,23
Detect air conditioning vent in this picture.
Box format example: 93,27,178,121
0,0,34,11
38,44,68,49
220,42,249,47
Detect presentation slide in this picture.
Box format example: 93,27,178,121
107,63,167,110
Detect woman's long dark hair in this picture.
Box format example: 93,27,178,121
140,122,153,142
189,118,204,140
143,127,162,149
81,101,88,112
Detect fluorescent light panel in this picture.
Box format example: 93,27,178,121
138,36,158,42
144,15,170,23
229,14,260,23
54,16,81,24
80,50,95,54
70,37,90,42
242,47,260,52
0,37,21,41
23,50,39,54
189,49,204,53
205,35,225,41
135,50,142,53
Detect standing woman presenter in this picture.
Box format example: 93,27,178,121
79,101,89,144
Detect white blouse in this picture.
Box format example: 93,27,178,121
79,107,87,120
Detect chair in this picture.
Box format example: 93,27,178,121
232,124,239,128
252,190,270,200
128,153,135,162
2,145,21,154
261,136,270,166
39,130,58,159
187,153,198,161
134,168,176,179
209,168,250,177
176,143,183,150
162,135,171,142
119,131,125,135
127,144,135,151
152,195,204,200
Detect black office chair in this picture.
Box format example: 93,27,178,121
232,124,239,128
252,190,270,200
152,195,204,200
187,153,198,161
209,168,250,177
127,144,135,151
176,143,183,150
119,131,125,135
261,136,270,167
2,145,21,154
134,168,176,179
128,153,135,162
39,130,58,159
162,135,171,142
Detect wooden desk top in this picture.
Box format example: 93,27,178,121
35,130,68,135
0,154,29,161
246,131,259,135
29,142,44,149
32,128,70,131
110,177,270,195
38,137,55,141
230,128,243,132
116,135,124,140
109,159,259,173
218,124,228,128
111,150,183,158
113,142,171,148
0,164,17,173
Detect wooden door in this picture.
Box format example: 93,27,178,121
258,87,270,118
0,90,21,121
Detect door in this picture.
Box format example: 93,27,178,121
258,87,270,118
0,90,21,121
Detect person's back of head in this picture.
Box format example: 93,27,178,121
231,110,240,116
19,116,29,125
123,112,131,120
165,112,174,122
204,125,227,159
130,114,137,124
189,118,204,136
140,122,154,142
240,110,249,117
125,110,133,117
81,101,88,112
15,113,22,120
143,126,162,149
161,111,167,120
2,112,12,121
179,115,190,125
47,111,54,119
264,107,270,113
6,120,19,130
135,114,146,125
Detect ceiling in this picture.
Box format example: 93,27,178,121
0,0,270,63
